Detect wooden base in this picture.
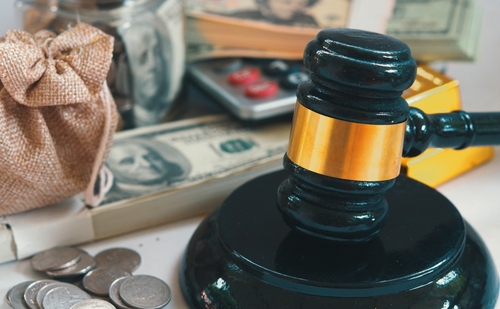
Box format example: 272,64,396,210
180,170,499,309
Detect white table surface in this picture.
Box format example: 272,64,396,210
0,157,499,309
1,0,500,308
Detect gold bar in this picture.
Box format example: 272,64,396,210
287,103,406,181
402,146,494,187
403,65,461,113
401,65,495,187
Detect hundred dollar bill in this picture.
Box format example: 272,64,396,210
98,115,291,206
185,0,399,61
386,0,482,61
186,42,304,62
185,0,350,60
185,0,349,29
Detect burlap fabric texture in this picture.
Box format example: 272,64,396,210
0,23,118,216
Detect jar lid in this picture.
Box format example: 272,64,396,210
59,0,151,10
19,0,159,22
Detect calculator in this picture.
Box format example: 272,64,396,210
187,58,310,120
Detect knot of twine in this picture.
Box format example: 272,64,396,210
0,23,114,107
39,37,54,59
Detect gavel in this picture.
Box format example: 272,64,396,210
278,28,500,242
180,28,500,309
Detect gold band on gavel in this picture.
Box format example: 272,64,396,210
287,102,407,181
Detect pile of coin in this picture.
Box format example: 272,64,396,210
5,247,171,309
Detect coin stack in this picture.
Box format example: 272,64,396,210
5,247,172,309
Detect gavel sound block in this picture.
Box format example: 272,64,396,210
179,29,500,308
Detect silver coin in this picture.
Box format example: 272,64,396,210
94,248,141,273
82,267,130,296
45,250,95,278
24,280,59,309
119,275,171,309
108,277,132,309
31,247,81,272
42,285,91,309
5,281,34,309
35,282,75,309
69,299,116,309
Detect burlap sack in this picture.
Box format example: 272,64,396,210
0,23,118,216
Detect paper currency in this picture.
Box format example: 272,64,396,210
386,0,482,61
185,0,351,60
186,42,304,62
186,0,349,28
99,115,291,207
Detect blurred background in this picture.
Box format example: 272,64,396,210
0,1,22,32
1,0,498,116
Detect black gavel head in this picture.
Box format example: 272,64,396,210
277,28,417,242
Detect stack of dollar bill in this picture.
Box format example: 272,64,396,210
386,0,482,62
184,0,352,61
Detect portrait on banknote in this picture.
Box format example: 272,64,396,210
186,0,349,28
227,0,320,27
103,139,191,204
118,12,173,127
93,116,291,207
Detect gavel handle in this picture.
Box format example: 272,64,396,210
403,108,500,157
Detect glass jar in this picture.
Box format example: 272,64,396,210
17,0,185,129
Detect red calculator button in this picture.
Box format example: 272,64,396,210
245,81,278,98
228,67,261,85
